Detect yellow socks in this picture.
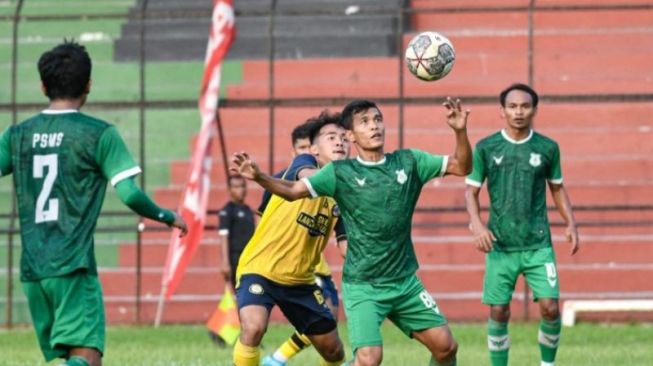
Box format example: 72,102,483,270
272,332,312,362
233,339,260,366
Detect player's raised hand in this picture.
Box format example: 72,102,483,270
170,212,189,238
443,97,470,131
470,222,496,253
230,151,261,180
566,223,580,255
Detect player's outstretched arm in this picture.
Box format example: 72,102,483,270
230,151,311,201
549,182,580,255
465,185,496,252
115,178,188,236
442,97,472,176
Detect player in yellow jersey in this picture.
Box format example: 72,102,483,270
257,120,347,366
232,111,350,366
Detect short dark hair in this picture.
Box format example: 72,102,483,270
307,110,343,144
38,41,92,100
341,99,380,130
500,83,539,108
227,174,245,187
291,123,311,146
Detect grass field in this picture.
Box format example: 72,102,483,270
1,322,652,365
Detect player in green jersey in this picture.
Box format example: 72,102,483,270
0,42,187,366
231,98,472,366
465,84,579,366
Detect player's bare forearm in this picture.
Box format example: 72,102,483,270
446,129,473,176
465,186,484,226
254,173,310,201
549,183,576,225
549,182,580,254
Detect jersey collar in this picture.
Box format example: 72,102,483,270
42,109,79,114
356,155,386,166
501,129,533,144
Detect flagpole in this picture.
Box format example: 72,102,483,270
154,282,167,327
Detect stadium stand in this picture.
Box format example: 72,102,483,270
114,0,404,61
101,0,653,324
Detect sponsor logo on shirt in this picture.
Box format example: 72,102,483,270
395,169,407,184
355,177,366,186
530,153,542,167
493,155,504,165
296,212,330,237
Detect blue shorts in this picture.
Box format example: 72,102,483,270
236,274,336,335
316,274,339,307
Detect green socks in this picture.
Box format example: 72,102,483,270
65,356,90,366
429,356,457,365
539,317,561,364
488,318,510,366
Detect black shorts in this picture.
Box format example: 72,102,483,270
236,274,336,335
316,274,339,307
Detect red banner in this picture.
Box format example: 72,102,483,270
160,0,235,300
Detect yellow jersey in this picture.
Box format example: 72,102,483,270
314,254,332,277
237,192,340,286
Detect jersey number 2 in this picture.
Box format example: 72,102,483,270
33,154,59,223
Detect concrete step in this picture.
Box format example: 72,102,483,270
120,15,397,38
116,238,653,270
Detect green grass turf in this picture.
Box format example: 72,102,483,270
0,322,652,365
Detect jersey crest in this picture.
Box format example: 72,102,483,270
395,169,407,184
529,153,542,167
355,176,366,186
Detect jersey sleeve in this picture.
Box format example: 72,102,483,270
302,162,336,198
96,126,141,186
334,216,347,241
284,154,318,181
465,147,486,187
0,127,13,177
218,203,232,236
257,170,286,215
409,149,448,183
547,143,563,184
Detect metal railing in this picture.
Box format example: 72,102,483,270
1,0,652,326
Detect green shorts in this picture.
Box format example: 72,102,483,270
482,246,560,305
342,274,448,353
22,270,105,362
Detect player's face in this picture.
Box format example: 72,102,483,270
229,178,247,202
310,123,349,165
292,137,311,156
347,107,384,151
501,89,537,130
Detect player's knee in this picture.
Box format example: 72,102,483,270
490,305,511,322
540,301,560,320
355,348,382,366
239,318,267,345
322,341,345,362
435,339,458,363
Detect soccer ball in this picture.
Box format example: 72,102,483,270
405,31,455,81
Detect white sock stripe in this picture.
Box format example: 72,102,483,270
488,335,511,351
538,329,560,348
541,362,555,366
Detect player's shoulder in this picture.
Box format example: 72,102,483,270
476,131,504,149
531,131,559,147
219,201,235,215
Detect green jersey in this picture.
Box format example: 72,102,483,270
0,110,141,281
303,149,447,283
466,129,563,252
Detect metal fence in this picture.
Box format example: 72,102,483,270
1,0,653,327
